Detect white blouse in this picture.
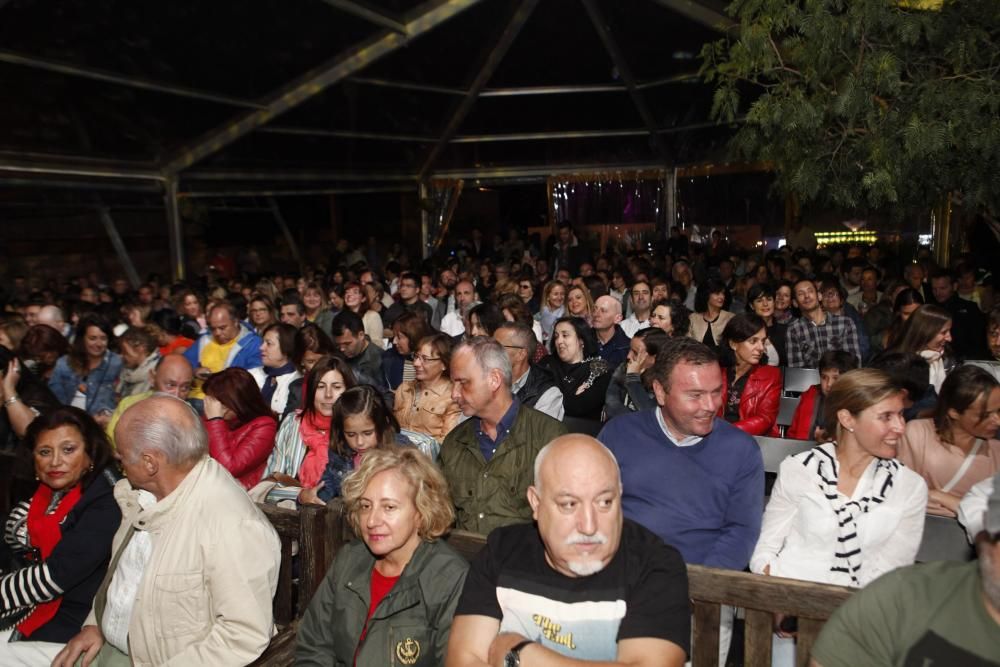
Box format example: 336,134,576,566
750,450,928,587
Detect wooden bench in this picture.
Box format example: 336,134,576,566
251,502,349,667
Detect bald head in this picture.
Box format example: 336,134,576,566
592,296,623,333
152,354,195,399
36,305,65,332
533,434,621,493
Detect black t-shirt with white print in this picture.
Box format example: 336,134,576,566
455,518,690,661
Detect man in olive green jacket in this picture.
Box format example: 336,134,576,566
440,337,566,535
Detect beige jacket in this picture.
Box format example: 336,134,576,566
393,379,463,442
688,310,734,347
87,456,281,667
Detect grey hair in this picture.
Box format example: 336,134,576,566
533,436,622,492
455,336,512,389
495,321,537,359
118,393,208,466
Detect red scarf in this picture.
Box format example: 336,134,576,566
298,412,332,488
18,482,83,636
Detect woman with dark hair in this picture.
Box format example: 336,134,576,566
343,281,384,349
898,365,1000,517
538,316,612,431
393,334,462,443
718,313,782,436
603,327,669,420
202,367,278,490
689,278,733,351
985,307,1000,361
887,304,955,393
148,309,194,356
382,311,434,391
247,294,279,337
174,288,207,337
0,406,119,662
19,325,69,380
751,369,926,663
649,298,691,338
0,347,61,449
263,354,357,492
746,283,787,366
880,287,926,353
249,322,302,415
773,280,796,325
116,326,160,400
48,315,122,423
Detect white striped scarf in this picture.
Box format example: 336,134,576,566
800,442,899,586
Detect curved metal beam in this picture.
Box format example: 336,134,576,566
161,0,486,176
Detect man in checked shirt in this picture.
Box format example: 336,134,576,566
786,277,861,368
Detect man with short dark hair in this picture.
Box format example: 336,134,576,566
930,269,987,359
383,271,433,329
550,222,589,277
847,266,882,317
330,311,385,388
447,435,689,667
786,278,861,367
598,338,763,664
279,294,307,328
439,337,566,534
432,268,460,330
494,322,563,420
621,281,652,338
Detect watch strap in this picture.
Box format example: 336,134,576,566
506,640,534,666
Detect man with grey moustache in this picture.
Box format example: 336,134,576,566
446,434,689,667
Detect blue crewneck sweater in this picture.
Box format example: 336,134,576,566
598,410,764,570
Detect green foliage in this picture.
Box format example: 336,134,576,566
701,0,1000,215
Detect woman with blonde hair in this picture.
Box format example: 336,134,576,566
565,284,594,326
751,368,926,664
295,448,469,666
537,280,567,345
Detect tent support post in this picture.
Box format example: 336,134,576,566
97,206,142,288
163,176,186,282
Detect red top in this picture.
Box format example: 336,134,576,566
717,364,782,436
355,568,399,666
204,415,277,489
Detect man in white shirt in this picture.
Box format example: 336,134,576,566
494,322,564,420
621,280,652,338
440,280,478,338
53,395,281,667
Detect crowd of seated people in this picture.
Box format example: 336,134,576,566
0,225,998,665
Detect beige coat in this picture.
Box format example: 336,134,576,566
393,379,463,443
688,310,734,347
87,456,281,667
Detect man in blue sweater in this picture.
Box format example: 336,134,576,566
598,337,763,663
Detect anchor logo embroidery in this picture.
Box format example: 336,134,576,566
396,637,420,665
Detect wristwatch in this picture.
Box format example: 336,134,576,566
504,640,534,667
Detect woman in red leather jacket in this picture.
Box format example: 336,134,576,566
718,313,781,436
202,367,278,490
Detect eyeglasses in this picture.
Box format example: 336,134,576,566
415,355,441,363
519,284,532,290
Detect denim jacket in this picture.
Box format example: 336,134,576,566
48,352,122,415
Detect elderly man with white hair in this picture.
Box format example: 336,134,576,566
53,394,281,667
36,305,70,338
446,434,690,667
